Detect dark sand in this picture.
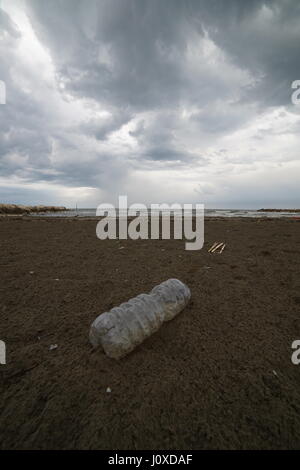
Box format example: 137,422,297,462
1,216,300,449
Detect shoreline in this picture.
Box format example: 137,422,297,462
2,214,300,221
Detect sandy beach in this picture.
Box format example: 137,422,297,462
1,216,300,449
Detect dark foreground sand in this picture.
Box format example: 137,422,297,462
1,216,300,449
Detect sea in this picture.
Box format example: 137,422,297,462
30,208,300,218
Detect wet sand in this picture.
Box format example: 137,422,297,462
1,216,300,449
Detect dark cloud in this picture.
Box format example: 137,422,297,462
0,0,299,206
79,111,132,140
203,0,300,107
0,7,21,39
24,0,300,109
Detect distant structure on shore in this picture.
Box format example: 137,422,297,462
258,208,300,213
0,204,67,215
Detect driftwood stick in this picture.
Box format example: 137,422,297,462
220,243,226,253
211,242,224,253
208,242,218,252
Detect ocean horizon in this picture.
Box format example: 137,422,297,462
30,208,300,218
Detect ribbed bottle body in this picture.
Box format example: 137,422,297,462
89,279,191,359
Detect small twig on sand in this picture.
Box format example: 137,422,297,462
208,242,218,252
220,243,226,253
211,242,224,253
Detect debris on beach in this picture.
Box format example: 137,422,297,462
29,271,34,275
49,344,58,351
220,243,226,253
208,242,226,253
89,279,191,359
208,242,218,252
211,242,223,253
106,387,112,393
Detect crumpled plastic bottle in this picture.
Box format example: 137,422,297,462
89,278,191,359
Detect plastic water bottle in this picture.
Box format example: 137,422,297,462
89,278,191,359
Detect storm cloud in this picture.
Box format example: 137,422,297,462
0,0,299,207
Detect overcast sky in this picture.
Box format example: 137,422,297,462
0,0,300,208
